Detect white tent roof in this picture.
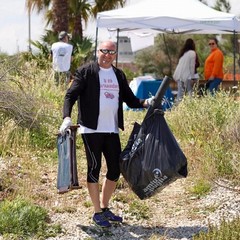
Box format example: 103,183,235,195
97,0,240,34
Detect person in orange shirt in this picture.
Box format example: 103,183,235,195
204,37,224,94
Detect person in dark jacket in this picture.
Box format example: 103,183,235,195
59,40,152,228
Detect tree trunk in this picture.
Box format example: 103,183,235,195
73,15,83,40
52,0,69,33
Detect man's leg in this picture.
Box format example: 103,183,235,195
87,182,101,213
65,71,71,86
88,181,111,227
82,134,102,212
100,134,122,223
82,134,111,227
101,179,117,208
59,72,65,85
82,133,122,225
101,133,121,209
54,72,59,86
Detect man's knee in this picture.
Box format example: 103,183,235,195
106,171,120,182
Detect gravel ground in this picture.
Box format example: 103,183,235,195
0,159,239,240
46,178,240,240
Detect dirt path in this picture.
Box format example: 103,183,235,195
41,171,239,240
0,157,239,240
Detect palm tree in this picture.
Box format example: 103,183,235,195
91,0,126,17
26,0,127,71
214,0,231,12
69,0,92,40
25,0,51,13
26,0,68,33
25,0,53,37
52,0,69,33
26,0,127,40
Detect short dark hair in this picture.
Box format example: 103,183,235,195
58,31,69,40
209,37,218,45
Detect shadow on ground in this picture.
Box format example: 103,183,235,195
77,223,208,240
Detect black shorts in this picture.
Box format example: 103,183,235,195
81,133,121,183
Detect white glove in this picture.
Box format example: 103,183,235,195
77,124,81,135
59,117,72,135
145,96,155,107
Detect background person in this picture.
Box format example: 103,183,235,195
173,38,198,102
50,31,73,86
59,40,152,228
204,37,224,94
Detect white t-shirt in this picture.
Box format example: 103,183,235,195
51,41,73,72
80,67,120,134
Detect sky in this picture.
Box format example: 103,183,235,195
0,0,240,55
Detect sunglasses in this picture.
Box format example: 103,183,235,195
99,49,117,55
208,42,215,46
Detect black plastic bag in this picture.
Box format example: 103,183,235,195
120,76,187,200
120,109,187,200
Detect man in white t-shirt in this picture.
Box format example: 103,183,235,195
59,40,153,228
50,31,73,86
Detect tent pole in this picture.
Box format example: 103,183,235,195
94,27,99,62
233,31,236,86
115,28,120,68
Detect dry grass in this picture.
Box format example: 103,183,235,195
0,56,240,239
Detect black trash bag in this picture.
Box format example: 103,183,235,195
120,109,188,200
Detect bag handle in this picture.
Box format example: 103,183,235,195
144,76,171,120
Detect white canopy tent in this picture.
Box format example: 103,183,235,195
96,0,240,33
96,0,240,82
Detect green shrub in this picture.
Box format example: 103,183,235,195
0,52,239,240
166,92,240,182
0,198,61,239
193,217,240,240
189,179,211,197
127,200,151,220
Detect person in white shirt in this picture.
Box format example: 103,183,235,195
173,38,198,102
50,31,73,86
59,40,153,228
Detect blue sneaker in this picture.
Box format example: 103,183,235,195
102,208,123,223
93,212,111,228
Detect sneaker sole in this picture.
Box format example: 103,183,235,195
93,221,111,228
107,219,122,223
